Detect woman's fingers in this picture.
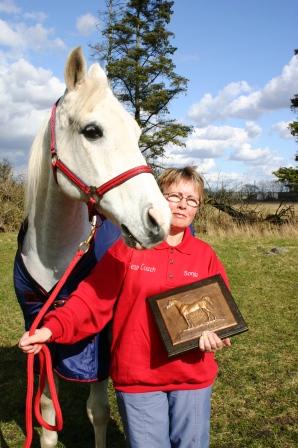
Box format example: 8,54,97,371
19,328,52,353
222,337,231,347
199,331,231,352
22,344,43,355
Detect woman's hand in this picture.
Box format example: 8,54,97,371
18,327,53,355
199,331,231,352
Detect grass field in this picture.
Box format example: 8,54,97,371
0,231,297,447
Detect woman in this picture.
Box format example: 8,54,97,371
20,166,231,448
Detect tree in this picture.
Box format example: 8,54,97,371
0,159,24,231
289,49,298,145
91,0,192,165
272,166,298,193
272,50,298,188
0,158,13,182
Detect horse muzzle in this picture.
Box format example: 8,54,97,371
120,205,170,249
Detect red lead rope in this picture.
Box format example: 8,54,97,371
23,230,96,448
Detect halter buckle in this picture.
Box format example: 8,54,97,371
78,216,98,253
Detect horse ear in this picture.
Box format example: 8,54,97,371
88,63,108,86
64,47,87,91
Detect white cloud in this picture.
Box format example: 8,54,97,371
0,0,20,14
259,56,298,110
203,155,285,188
161,150,216,173
15,22,66,52
158,123,284,184
184,124,258,159
0,12,65,166
230,144,272,163
271,121,292,139
76,14,97,36
0,0,46,22
204,171,246,189
0,56,65,163
188,55,298,125
0,17,66,53
5,58,64,106
245,121,262,138
188,81,252,126
23,11,47,22
0,18,23,47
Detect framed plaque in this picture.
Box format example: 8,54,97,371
148,274,248,357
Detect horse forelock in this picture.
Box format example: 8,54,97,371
59,77,110,122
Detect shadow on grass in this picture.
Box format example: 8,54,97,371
0,345,126,447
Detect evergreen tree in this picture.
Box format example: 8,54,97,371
289,93,298,141
272,166,298,192
289,49,298,146
273,50,298,188
91,0,192,165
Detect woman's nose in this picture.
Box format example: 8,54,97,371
178,199,187,208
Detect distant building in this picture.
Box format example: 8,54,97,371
244,191,298,202
256,192,278,201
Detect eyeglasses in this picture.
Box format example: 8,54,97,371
164,192,200,208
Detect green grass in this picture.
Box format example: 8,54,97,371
0,232,297,447
206,234,298,448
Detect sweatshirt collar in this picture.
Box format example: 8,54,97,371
154,227,193,254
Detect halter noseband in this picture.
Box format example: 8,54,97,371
50,99,152,213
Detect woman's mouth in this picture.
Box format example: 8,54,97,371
173,213,186,218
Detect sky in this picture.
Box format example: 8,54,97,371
0,0,297,189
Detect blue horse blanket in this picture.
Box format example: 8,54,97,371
14,219,121,382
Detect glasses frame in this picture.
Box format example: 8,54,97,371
163,192,200,208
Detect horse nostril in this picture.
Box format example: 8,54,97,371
146,207,162,236
147,209,160,233
141,206,169,245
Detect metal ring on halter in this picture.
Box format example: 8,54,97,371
51,154,58,164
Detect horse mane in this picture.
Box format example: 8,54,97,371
24,116,50,215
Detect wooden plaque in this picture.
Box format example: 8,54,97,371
148,274,248,357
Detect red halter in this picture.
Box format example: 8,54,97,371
50,99,152,212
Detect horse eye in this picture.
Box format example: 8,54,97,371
81,124,103,141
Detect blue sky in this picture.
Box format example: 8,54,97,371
0,0,297,188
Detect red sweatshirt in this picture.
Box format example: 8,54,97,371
44,228,229,393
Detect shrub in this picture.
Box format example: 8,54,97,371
0,159,24,232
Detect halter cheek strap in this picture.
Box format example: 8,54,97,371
50,100,152,210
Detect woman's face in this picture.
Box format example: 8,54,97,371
163,179,200,231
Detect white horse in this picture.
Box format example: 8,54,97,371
166,296,216,328
16,47,171,448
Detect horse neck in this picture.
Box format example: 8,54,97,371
22,170,90,291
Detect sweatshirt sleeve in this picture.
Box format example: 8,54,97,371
43,239,132,344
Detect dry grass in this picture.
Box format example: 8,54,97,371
195,202,298,238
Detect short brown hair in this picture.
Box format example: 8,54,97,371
158,166,204,203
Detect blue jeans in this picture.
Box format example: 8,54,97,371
116,387,212,448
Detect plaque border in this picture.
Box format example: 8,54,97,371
148,274,248,357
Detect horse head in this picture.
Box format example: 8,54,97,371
51,47,171,248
